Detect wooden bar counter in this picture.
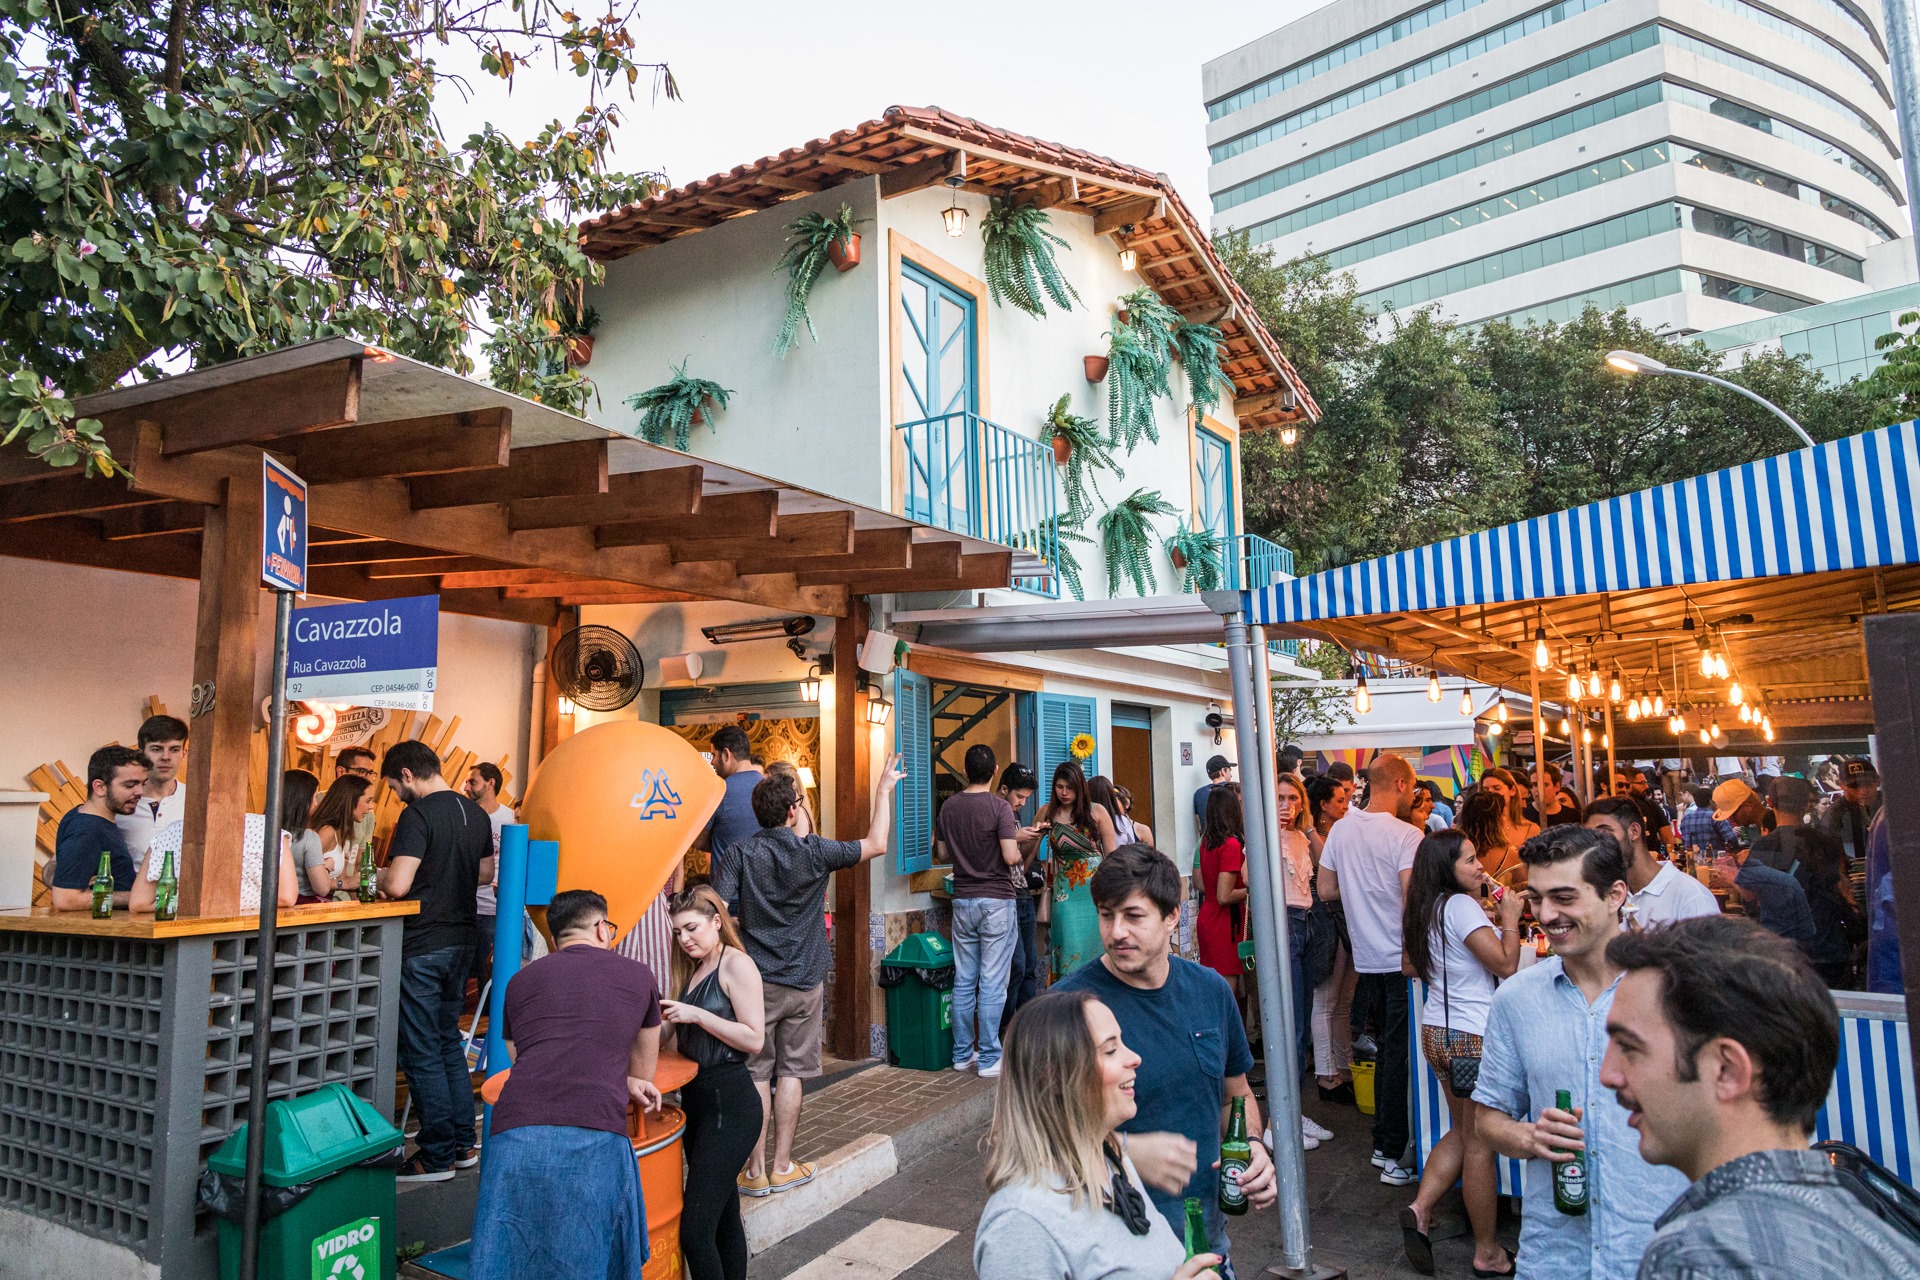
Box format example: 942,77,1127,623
0,894,418,1278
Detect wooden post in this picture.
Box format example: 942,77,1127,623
181,477,262,917
541,615,567,759
1604,700,1619,794
1863,615,1920,1103
1529,669,1549,806
831,608,873,1061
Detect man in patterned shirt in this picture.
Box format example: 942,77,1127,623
1603,916,1920,1278
1675,786,1737,852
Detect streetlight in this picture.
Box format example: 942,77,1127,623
1605,350,1815,448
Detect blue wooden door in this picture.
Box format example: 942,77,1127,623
1195,426,1235,540
900,261,979,530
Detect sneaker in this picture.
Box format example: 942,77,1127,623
396,1154,453,1183
768,1161,816,1193
452,1146,481,1170
1371,1149,1391,1169
1269,1124,1318,1151
1379,1160,1417,1187
979,1061,1003,1079
953,1052,977,1071
1302,1116,1335,1143
736,1171,772,1198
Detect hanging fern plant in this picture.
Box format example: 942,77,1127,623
1027,513,1093,601
1174,321,1227,413
773,203,869,357
624,361,735,451
1097,488,1179,597
1045,394,1119,523
981,197,1081,318
1118,287,1184,360
1165,524,1226,593
1104,323,1163,450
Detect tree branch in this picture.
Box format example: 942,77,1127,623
164,0,188,92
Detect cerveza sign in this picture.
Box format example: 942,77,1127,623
285,595,439,711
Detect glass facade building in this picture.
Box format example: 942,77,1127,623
1204,0,1904,329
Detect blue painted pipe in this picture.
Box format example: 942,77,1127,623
481,823,530,1138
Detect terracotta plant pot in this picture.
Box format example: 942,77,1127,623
1171,546,1189,570
1084,354,1110,382
1051,434,1072,465
564,334,595,368
826,233,862,272
1117,307,1132,325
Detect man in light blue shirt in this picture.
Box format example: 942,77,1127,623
1473,826,1689,1280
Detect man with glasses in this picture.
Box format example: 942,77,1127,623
716,758,904,1197
1612,768,1676,855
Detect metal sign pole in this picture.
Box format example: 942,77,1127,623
238,587,293,1278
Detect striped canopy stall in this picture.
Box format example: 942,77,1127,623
1239,419,1920,748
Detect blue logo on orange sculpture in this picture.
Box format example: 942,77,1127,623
630,770,683,820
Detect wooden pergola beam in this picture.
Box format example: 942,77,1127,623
310,540,472,566
593,488,778,547
0,454,79,487
287,407,512,485
1093,196,1165,235
0,474,166,522
799,549,1011,592
99,357,364,456
752,526,916,576
509,466,705,532
669,509,853,564
362,557,497,579
100,502,207,540
438,568,603,590
409,438,607,509
791,539,963,586
502,582,701,602
0,514,203,578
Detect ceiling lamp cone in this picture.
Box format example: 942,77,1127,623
1355,673,1372,715
1427,671,1443,702
1534,626,1551,670
1460,689,1474,716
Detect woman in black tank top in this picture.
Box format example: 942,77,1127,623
662,887,766,1280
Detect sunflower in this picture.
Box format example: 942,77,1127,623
1068,733,1096,761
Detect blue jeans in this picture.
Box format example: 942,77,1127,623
1287,906,1312,1078
951,897,1018,1067
1002,891,1040,1031
399,943,478,1169
472,1125,647,1280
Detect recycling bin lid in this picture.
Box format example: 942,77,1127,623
881,930,954,969
207,1083,405,1187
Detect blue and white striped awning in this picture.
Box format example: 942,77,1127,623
1245,419,1920,627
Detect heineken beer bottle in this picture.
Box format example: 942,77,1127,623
1553,1089,1589,1215
154,849,178,922
89,851,114,919
1218,1095,1251,1216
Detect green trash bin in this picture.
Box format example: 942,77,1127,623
206,1082,404,1280
879,931,956,1070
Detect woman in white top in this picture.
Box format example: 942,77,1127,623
975,990,1221,1280
132,812,299,914
1273,773,1334,1152
1398,829,1524,1279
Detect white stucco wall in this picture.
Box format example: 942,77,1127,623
584,174,1238,603
0,556,537,792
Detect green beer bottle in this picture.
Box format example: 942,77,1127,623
1182,1197,1208,1259
1552,1088,1589,1215
1218,1095,1251,1216
357,841,378,903
154,849,178,922
89,851,114,919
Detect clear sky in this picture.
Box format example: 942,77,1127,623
430,0,1317,225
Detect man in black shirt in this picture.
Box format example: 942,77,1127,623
49,745,146,911
1614,767,1675,853
377,740,494,1182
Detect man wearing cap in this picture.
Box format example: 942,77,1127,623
1822,757,1881,866
1708,780,1815,947
1192,755,1234,840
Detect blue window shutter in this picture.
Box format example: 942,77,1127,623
894,669,934,874
1014,692,1040,824
1036,693,1098,791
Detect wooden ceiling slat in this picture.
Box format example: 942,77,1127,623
668,510,853,564
790,539,960,584
592,488,777,547
101,357,363,456
408,438,607,509
289,407,513,485
752,527,916,576
509,465,705,532
0,475,166,522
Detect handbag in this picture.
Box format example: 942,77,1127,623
1441,917,1481,1099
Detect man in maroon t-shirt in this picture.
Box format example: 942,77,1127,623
471,889,663,1280
935,744,1021,1076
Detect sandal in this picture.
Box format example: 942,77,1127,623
1399,1206,1434,1276
1472,1247,1516,1278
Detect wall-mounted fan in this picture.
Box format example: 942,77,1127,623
550,625,644,712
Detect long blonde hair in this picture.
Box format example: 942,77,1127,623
1277,772,1312,833
666,885,745,998
983,990,1112,1209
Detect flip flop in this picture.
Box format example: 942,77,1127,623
1473,1247,1517,1278
1399,1206,1434,1276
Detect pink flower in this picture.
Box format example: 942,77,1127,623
76,241,97,256
40,378,62,398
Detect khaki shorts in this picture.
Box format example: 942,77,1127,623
750,981,824,1083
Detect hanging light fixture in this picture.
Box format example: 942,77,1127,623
1675,709,1689,733
1713,653,1729,680
1560,716,1573,736
1427,670,1443,703
1626,699,1640,722
1738,704,1752,723
1118,245,1139,272
1354,671,1372,715
1460,688,1474,716
1728,680,1744,705
1699,726,1712,744
1533,617,1551,670
1566,669,1583,702
1710,716,1723,741
1608,670,1624,703
866,691,893,725
1654,692,1665,715
1487,718,1503,737
1763,721,1776,743
941,173,969,238
1699,636,1715,677
1668,712,1682,735
1587,663,1602,699
1583,724,1594,745
1602,732,1610,749
1280,426,1299,446
1495,691,1510,723
800,666,822,703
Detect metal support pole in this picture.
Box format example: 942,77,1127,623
1528,670,1549,808
483,822,531,1137
1604,701,1619,796
239,588,293,1278
1881,0,1920,284
1223,614,1319,1276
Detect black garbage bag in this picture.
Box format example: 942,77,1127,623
197,1146,403,1224
879,964,954,992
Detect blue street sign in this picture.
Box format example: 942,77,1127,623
261,455,308,594
285,594,439,711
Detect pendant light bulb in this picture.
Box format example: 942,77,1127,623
1700,644,1715,677
1676,711,1688,734
1582,725,1594,745
1609,672,1623,703
1566,671,1582,702
1654,693,1665,715
1460,688,1474,716
1560,716,1572,736
1714,653,1729,680
1427,670,1443,703
1495,693,1509,723
1729,681,1744,705
1699,726,1712,744
1534,627,1551,670
1587,664,1602,698
1354,672,1372,715
1625,700,1639,722
1487,718,1503,736
1711,717,1723,740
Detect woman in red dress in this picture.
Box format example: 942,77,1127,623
1196,783,1247,993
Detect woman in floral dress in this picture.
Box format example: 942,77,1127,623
1040,760,1119,981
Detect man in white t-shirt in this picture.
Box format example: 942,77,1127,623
117,715,189,861
464,762,517,982
1317,753,1424,1185
1584,796,1718,928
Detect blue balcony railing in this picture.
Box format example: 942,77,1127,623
896,411,1059,597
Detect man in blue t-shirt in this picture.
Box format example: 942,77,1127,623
50,745,147,911
1055,843,1275,1267
698,724,764,889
